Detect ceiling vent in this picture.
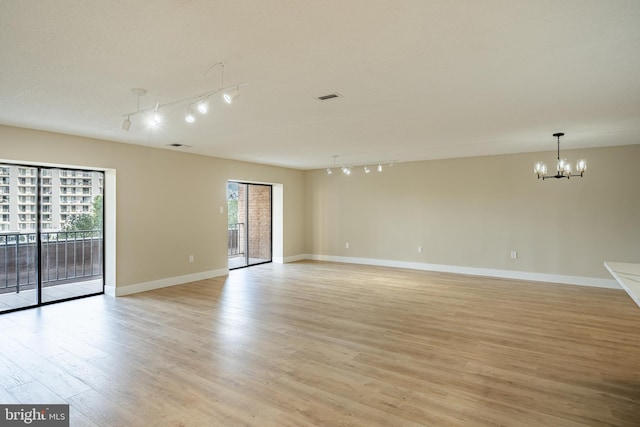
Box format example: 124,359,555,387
317,93,342,101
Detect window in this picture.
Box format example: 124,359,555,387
0,165,105,313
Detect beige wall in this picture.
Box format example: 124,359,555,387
2,123,637,289
304,144,640,280
0,125,305,289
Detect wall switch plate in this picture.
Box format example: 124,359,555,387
189,255,194,263
510,251,518,259
418,246,423,253
345,242,350,249
220,206,224,214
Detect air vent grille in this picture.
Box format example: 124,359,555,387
317,93,342,101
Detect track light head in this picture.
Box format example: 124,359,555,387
224,87,240,104
148,102,161,127
196,98,209,114
122,116,131,131
185,107,196,123
377,163,383,172
326,168,333,175
364,166,371,174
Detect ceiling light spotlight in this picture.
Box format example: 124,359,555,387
184,107,196,123
122,116,131,131
364,166,371,174
377,163,383,172
223,86,240,104
148,102,161,127
196,98,209,114
121,88,147,131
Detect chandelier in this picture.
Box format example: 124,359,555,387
534,133,587,180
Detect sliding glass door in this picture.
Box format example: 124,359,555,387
0,164,104,313
227,182,272,269
0,165,39,311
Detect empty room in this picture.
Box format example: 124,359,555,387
1,1,639,426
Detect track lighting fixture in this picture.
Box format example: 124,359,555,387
223,86,240,104
195,98,209,114
326,155,338,175
121,62,247,131
184,107,196,123
121,116,131,131
326,155,397,176
148,102,161,127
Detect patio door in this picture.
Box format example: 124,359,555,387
227,182,272,269
0,164,104,313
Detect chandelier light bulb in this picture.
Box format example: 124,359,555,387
576,159,587,173
557,158,568,173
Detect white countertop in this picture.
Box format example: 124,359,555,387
605,262,640,309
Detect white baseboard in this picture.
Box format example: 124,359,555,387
303,254,620,289
106,268,229,297
103,255,619,297
282,254,307,263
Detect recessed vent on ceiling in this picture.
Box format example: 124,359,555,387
317,93,342,101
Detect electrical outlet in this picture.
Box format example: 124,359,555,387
189,255,194,263
510,251,518,259
345,242,350,249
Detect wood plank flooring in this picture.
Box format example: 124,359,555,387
1,261,639,426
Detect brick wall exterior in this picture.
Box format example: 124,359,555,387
237,184,271,260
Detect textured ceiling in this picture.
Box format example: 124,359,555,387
1,0,639,169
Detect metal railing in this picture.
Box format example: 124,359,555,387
228,223,245,256
0,230,103,294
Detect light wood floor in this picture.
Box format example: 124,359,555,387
1,261,639,426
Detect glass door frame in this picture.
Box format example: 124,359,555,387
227,181,273,270
0,162,105,314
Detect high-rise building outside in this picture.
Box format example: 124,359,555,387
0,165,103,233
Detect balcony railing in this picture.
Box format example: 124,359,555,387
228,223,245,256
0,230,103,294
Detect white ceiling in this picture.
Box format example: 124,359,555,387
1,0,639,170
